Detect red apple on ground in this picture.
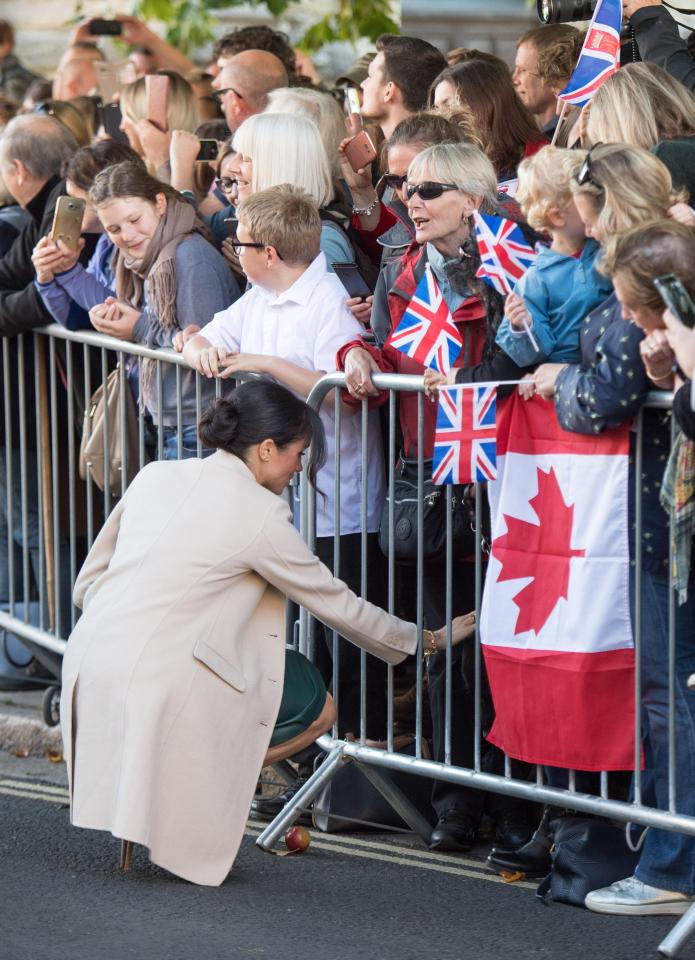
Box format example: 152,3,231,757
284,825,311,853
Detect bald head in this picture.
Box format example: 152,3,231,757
53,57,99,100
214,49,288,131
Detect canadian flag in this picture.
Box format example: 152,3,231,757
481,394,636,771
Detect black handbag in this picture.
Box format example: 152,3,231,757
378,456,475,563
312,737,437,832
536,817,642,908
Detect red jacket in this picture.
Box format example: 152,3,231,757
337,242,489,460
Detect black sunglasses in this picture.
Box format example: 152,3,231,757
405,181,460,201
376,172,407,194
231,240,284,261
215,177,238,193
212,86,244,102
575,142,604,192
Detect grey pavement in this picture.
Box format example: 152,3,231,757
1,738,692,960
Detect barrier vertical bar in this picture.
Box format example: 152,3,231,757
66,341,77,631
49,337,61,639
17,335,30,617
444,484,453,766
415,391,425,759
2,338,14,614
118,354,128,498
634,408,644,805
474,485,483,772
101,348,111,519
82,342,94,550
386,388,396,754
360,397,368,743
34,335,46,632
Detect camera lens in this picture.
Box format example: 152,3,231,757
536,0,596,23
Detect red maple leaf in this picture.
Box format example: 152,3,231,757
492,466,586,636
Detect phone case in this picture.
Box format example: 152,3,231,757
344,131,377,173
145,74,170,132
50,197,86,252
95,60,134,104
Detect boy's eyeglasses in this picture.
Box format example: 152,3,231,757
215,177,238,193
212,86,244,102
575,142,604,192
405,181,460,201
231,240,284,261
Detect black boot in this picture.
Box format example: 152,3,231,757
486,805,559,876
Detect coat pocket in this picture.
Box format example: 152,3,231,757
193,640,246,692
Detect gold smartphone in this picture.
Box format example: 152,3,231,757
50,196,86,252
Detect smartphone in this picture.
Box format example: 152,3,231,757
89,18,123,36
345,87,361,115
100,102,129,143
145,74,170,133
196,139,219,162
50,196,86,252
332,261,372,299
344,130,377,173
94,60,134,104
224,218,239,237
654,274,695,328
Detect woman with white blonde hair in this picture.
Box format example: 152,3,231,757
231,111,355,269
339,141,538,853
264,86,346,181
586,62,695,198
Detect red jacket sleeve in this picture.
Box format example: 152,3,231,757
350,204,398,263
335,337,396,409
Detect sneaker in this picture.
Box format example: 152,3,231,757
585,875,695,916
250,777,312,825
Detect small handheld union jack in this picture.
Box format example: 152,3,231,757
386,265,463,374
432,384,498,485
473,212,537,297
557,0,622,108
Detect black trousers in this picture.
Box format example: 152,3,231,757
315,532,388,740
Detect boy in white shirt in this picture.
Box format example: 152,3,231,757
181,183,388,744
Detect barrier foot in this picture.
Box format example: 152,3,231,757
255,745,345,851
356,762,433,843
658,902,695,958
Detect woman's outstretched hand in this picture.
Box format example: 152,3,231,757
427,611,477,652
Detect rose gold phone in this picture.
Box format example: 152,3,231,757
344,130,377,173
94,60,136,104
145,74,169,132
50,196,86,252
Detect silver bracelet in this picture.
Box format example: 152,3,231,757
352,197,379,216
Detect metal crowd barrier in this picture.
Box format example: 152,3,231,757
1,326,693,958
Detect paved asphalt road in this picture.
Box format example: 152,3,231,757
0,753,691,960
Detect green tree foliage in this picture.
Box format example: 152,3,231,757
133,0,399,55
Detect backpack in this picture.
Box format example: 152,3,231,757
319,207,381,292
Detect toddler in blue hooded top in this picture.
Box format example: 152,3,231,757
495,146,613,367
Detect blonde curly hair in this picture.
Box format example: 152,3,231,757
516,145,585,231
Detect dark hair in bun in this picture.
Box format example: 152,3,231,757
198,379,326,489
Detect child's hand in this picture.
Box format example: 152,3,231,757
173,324,200,352
518,373,536,400
505,292,533,332
424,367,456,400
668,202,695,228
197,345,231,378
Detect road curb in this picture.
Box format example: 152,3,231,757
0,712,63,756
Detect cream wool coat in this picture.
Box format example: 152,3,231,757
60,451,417,886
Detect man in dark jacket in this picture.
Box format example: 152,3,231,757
0,113,77,630
0,20,40,105
625,0,695,90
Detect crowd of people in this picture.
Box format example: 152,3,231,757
1,8,695,910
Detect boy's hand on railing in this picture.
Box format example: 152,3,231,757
196,345,233,378
89,298,140,341
172,324,201,352
217,352,266,378
505,292,533,332
343,346,380,398
32,236,83,284
346,295,373,326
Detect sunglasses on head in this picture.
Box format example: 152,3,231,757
575,142,604,191
405,181,460,201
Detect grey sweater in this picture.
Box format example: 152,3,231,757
133,233,240,426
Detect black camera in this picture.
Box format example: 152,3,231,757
537,0,596,23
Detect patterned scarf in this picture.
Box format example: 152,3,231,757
660,429,695,603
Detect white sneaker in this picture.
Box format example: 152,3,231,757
585,875,695,916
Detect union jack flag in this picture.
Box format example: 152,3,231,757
473,212,538,296
557,0,622,108
432,384,498,485
386,266,462,373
